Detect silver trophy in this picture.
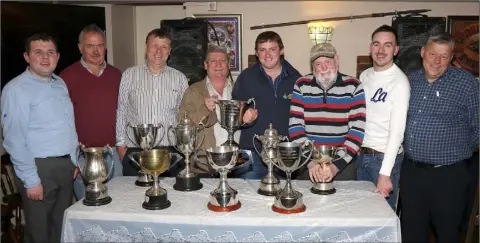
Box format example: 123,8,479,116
206,146,253,212
310,145,346,195
272,141,313,214
168,113,205,191
76,145,115,206
253,123,289,196
127,123,165,187
216,99,255,146
129,149,182,210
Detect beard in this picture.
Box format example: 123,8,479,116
315,70,337,89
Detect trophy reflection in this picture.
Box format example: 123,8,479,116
310,145,346,195
253,123,288,196
216,99,255,146
168,113,205,191
127,123,164,187
76,145,115,206
128,149,179,210
206,146,253,212
272,141,313,214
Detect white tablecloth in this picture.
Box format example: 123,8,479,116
61,177,401,242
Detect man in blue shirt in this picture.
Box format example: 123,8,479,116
1,33,79,243
401,32,479,242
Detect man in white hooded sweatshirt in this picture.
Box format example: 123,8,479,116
357,25,410,211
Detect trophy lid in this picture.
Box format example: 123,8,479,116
263,123,279,137
178,112,195,128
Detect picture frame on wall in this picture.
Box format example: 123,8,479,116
194,14,243,74
447,15,479,76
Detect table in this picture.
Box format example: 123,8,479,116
61,177,401,242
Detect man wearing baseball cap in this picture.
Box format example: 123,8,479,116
289,43,366,182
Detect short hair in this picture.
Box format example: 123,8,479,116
205,45,228,61
78,24,106,43
145,28,171,44
255,31,284,51
24,33,58,53
371,25,398,44
425,32,455,49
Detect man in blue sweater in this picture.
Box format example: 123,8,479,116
232,31,302,179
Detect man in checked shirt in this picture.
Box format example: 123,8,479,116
400,32,479,243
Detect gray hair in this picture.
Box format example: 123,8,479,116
78,24,106,43
205,45,229,61
425,32,455,49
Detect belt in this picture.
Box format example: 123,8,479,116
361,147,384,155
49,154,70,159
406,157,463,169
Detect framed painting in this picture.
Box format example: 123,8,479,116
447,16,479,76
194,14,242,73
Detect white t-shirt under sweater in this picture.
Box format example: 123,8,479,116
360,64,410,176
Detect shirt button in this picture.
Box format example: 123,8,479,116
419,110,422,113
423,96,426,99
413,121,417,124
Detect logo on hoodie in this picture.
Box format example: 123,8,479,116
370,88,388,103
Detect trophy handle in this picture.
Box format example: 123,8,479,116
104,145,115,180
281,136,289,142
127,152,141,168
168,152,183,171
167,125,179,152
299,140,314,169
331,147,347,163
154,123,165,147
231,149,253,171
195,122,206,150
76,144,85,175
126,123,140,148
252,135,262,156
247,98,256,110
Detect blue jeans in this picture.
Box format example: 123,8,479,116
232,152,268,179
73,148,123,200
356,150,403,211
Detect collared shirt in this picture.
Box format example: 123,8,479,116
260,61,288,97
1,69,78,188
116,64,188,147
205,77,239,146
80,57,107,76
404,67,479,165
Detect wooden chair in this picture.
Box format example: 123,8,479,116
1,154,23,243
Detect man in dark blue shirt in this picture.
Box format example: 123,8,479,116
401,32,479,243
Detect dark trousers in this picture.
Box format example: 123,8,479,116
15,156,75,243
122,146,183,177
400,157,470,243
293,159,357,181
461,151,479,231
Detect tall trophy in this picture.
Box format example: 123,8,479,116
310,145,346,195
168,113,205,191
272,141,313,214
127,123,164,187
216,99,255,146
206,146,253,212
76,145,115,206
253,123,289,196
128,149,180,210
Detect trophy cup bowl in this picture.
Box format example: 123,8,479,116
169,113,205,191
253,123,289,196
127,123,164,187
76,145,115,206
128,149,172,210
216,99,255,146
206,146,253,212
271,141,313,214
310,145,346,195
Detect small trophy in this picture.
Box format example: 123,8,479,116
216,99,255,146
128,149,181,210
206,146,253,212
253,123,289,196
76,145,115,206
168,113,205,191
310,145,346,195
127,123,164,187
271,141,313,214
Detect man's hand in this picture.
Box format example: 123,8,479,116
308,162,323,182
242,108,258,124
73,167,80,179
204,96,218,112
27,184,43,201
320,163,339,182
375,174,393,197
117,146,127,161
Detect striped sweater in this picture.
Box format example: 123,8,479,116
288,72,366,171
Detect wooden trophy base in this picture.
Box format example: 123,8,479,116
207,201,241,212
271,204,306,214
